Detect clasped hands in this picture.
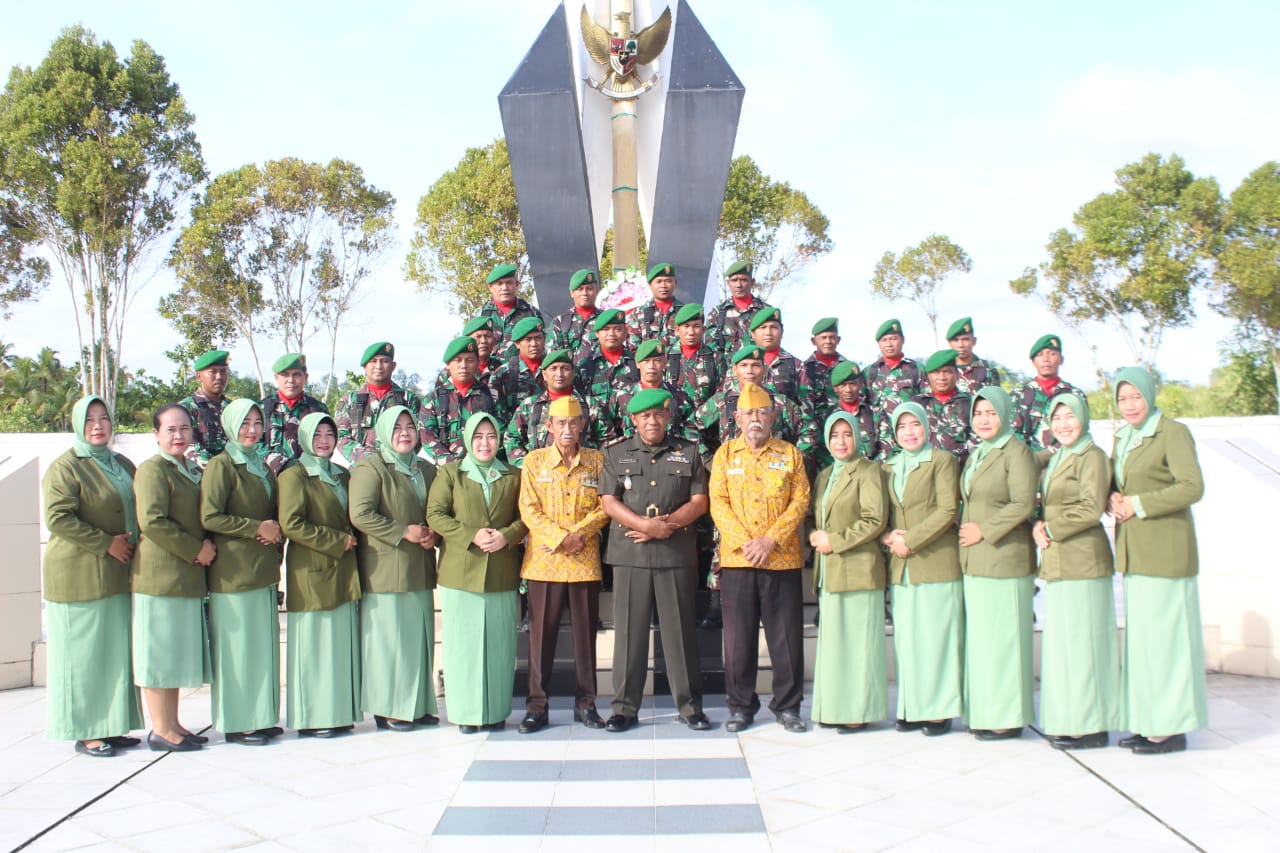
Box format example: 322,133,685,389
470,527,508,554
542,531,587,555
404,524,440,550
624,515,680,543
880,529,912,559
1108,492,1136,522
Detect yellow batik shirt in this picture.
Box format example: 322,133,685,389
519,445,610,582
710,435,811,570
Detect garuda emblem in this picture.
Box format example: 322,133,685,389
581,5,672,100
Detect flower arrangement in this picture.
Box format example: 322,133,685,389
597,265,651,312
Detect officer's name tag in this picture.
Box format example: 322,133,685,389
666,454,689,463
768,462,790,471
619,457,637,464
725,468,745,476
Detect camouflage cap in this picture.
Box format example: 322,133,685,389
673,303,704,325
725,259,753,278
731,344,765,365
569,269,598,291
646,262,675,282
462,316,496,335
272,353,306,374
811,317,839,336
830,360,863,387
1029,333,1063,359
486,263,518,284
592,308,625,332
442,336,478,364
946,317,974,340
626,387,673,414
634,339,666,362
924,349,959,372
360,341,394,366
194,350,229,371
875,319,903,340
511,316,545,341
749,306,782,332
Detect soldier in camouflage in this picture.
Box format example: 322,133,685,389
704,260,774,374
178,349,232,470
694,344,815,468
419,336,498,465
625,262,683,349
1012,334,1090,462
477,263,544,361
665,303,721,408
335,341,424,465
504,349,606,465
945,316,1002,396
798,318,848,424
810,360,883,470
864,318,925,423
911,349,976,465
610,340,700,447
260,353,329,474
489,316,548,421
549,269,602,358
435,316,502,391
742,306,805,404
573,309,639,402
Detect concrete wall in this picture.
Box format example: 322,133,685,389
0,456,42,688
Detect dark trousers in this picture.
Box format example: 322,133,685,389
721,567,804,716
525,579,600,715
611,564,703,718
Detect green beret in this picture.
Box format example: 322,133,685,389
569,269,598,291
360,341,394,366
511,316,545,341
627,387,673,414
462,316,496,335
272,353,306,374
634,339,666,362
830,360,862,387
541,348,573,368
193,350,229,371
442,336,478,363
925,349,959,372
592,308,625,332
725,259,753,278
1029,333,1063,359
875,319,903,340
749,307,782,332
946,317,974,340
486,263,518,284
731,344,765,365
811,317,838,336
673,303,704,325
647,262,675,282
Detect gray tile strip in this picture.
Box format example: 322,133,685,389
434,806,765,836
463,757,749,782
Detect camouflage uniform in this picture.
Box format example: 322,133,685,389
811,401,884,470
626,300,683,349
477,298,544,361
503,390,606,466
573,346,639,401
610,381,700,447
954,357,1003,397
799,352,847,426
911,391,977,465
489,355,544,422
417,380,498,465
1012,378,1090,454
433,355,502,393
550,307,601,359
693,380,816,469
333,383,425,465
864,356,925,422
757,349,806,404
178,391,229,470
665,345,721,408
261,394,330,474
704,295,772,370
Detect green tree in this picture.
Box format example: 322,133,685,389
1011,153,1222,369
870,234,972,345
0,346,80,430
1212,161,1280,413
0,26,205,410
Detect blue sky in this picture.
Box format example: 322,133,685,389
3,0,1277,387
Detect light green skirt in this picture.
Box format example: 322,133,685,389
46,594,144,741
962,574,1035,730
890,568,963,722
1124,574,1208,737
1040,577,1122,736
287,601,361,729
361,590,437,721
132,593,208,689
209,586,281,733
440,587,517,726
812,584,887,725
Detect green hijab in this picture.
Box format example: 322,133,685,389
375,405,426,503
1042,393,1095,486
458,411,510,506
299,413,346,510
72,396,138,544
886,401,933,502
820,411,861,518
1112,366,1162,486
962,386,1015,496
220,399,272,498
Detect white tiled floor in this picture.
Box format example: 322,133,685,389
2,674,1279,851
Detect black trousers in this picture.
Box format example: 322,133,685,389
720,567,804,716
611,564,703,718
525,580,600,715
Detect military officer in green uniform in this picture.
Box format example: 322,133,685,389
666,303,721,408
911,349,977,465
799,318,847,423
626,262,684,349
504,349,605,465
477,263,544,361
811,360,883,469
179,349,232,470
705,260,773,371
946,317,1002,396
419,336,498,465
610,340,700,447
1012,334,1089,461
435,317,503,390
549,269,602,358
744,307,805,404
574,308,639,401
864,319,925,422
695,345,815,467
334,342,424,465
261,353,329,474
489,316,548,421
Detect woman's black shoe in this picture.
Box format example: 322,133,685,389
104,735,141,749
181,732,209,744
1051,732,1109,750
485,720,506,731
895,719,925,732
459,724,479,734
922,720,952,737
148,731,201,752
1118,733,1147,748
226,731,269,746
254,726,284,738
1132,733,1186,754
974,727,1023,741
374,716,414,732
415,713,440,726
75,740,117,757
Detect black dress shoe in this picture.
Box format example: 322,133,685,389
895,718,926,732
299,728,334,738
415,713,440,726
574,707,605,729
725,712,753,733
459,724,479,734
374,715,414,732
485,720,506,731
1051,731,1109,750
254,726,284,738
75,740,117,757
605,714,636,733
519,713,549,734
104,735,141,749
836,723,869,734
149,731,201,752
181,732,209,744
680,712,712,731
1118,733,1147,748
923,719,953,737
226,731,269,746
1132,733,1186,755
974,727,1023,741
776,711,807,733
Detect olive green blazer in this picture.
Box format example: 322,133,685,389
277,464,361,612
1039,445,1113,581
348,454,437,593
808,459,888,593
133,456,207,598
427,462,528,594
1112,417,1203,577
42,450,136,603
201,453,281,593
959,440,1038,578
883,453,962,584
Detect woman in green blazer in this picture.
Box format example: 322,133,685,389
279,413,362,737
427,412,528,733
808,411,889,732
349,406,439,731
1110,367,1207,755
42,396,145,757
882,402,963,736
1034,394,1120,750
959,386,1039,740
201,399,282,746
133,403,216,752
